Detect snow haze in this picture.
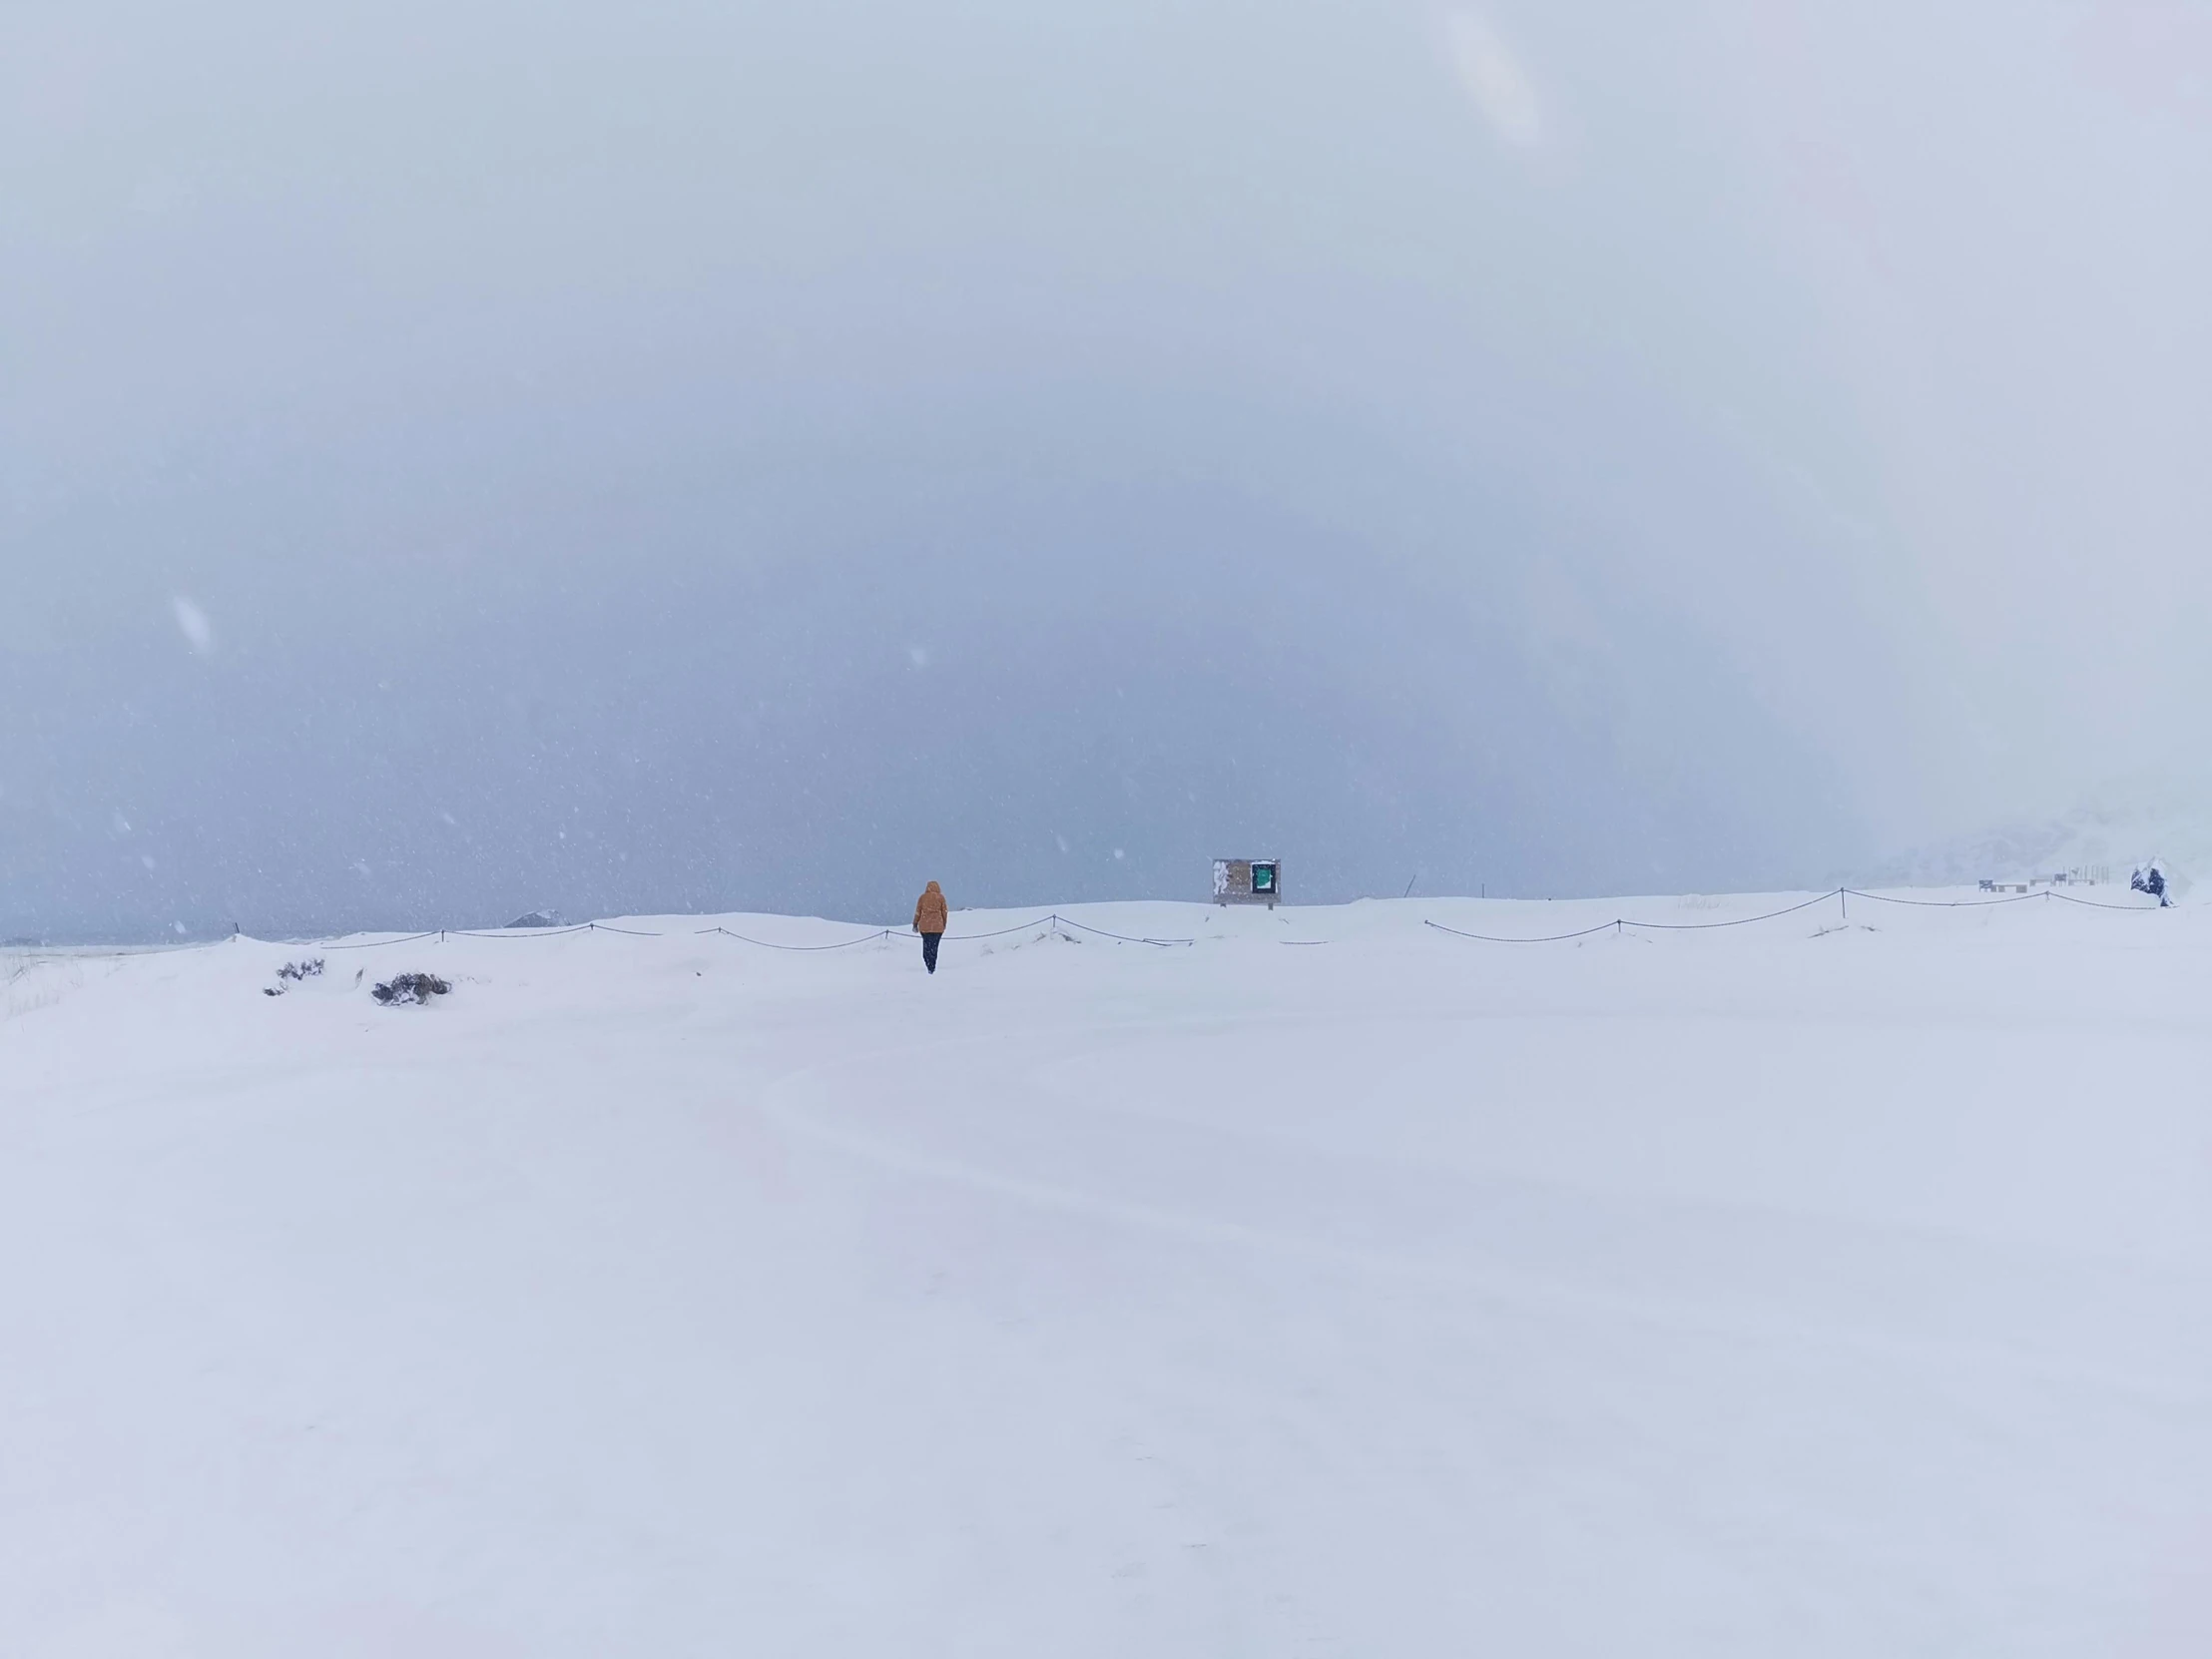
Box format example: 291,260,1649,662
3,1,2209,935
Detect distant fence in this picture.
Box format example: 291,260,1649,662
1421,885,2158,944
324,885,2160,954
314,912,1198,952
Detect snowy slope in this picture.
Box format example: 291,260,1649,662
2,894,2207,1657
1880,781,2212,897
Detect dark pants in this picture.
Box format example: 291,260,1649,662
920,931,941,973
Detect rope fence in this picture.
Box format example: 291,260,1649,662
1422,885,2161,944
1597,891,1840,932
314,930,443,951
695,924,891,952
304,912,1201,953
1425,918,1621,945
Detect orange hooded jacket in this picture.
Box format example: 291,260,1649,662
913,881,948,934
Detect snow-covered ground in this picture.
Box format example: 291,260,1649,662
3,892,2207,1656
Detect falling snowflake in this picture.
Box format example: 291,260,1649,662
172,597,215,653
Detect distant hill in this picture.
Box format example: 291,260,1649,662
1870,789,2210,899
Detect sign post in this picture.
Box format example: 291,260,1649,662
1212,858,1282,909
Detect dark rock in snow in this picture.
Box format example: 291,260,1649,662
505,910,564,928
372,972,451,1005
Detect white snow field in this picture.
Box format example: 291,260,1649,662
3,891,2208,1657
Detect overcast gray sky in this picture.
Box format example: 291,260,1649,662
4,0,2208,937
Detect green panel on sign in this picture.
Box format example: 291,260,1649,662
1253,864,1276,891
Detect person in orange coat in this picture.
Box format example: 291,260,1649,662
913,880,949,973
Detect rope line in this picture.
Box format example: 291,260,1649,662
698,914,1196,949
1425,918,1621,944
1621,891,1838,930
937,916,1061,941
1839,888,2042,909
1425,884,2163,942
451,924,594,939
2042,888,2162,911
702,925,892,951
1052,915,1195,946
317,930,442,950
